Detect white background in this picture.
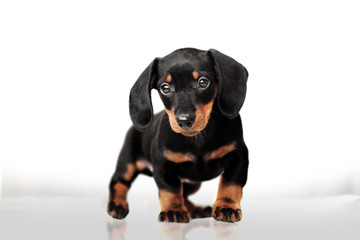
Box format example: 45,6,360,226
1,0,360,200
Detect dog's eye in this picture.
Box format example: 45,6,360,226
198,77,210,89
160,83,171,95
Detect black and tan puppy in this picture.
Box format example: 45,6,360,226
107,48,249,223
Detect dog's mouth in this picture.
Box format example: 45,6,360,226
165,108,204,137
165,102,214,137
165,88,217,137
180,130,200,137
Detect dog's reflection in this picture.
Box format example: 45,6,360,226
107,220,127,240
107,218,239,240
159,219,210,240
210,220,241,240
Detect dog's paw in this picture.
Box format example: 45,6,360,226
158,210,190,223
107,200,129,220
212,203,242,223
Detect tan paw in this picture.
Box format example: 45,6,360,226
212,200,242,223
107,199,129,220
158,210,190,223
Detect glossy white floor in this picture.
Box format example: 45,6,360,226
1,191,359,240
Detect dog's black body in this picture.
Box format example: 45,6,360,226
108,48,249,223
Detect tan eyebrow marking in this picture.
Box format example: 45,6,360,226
192,71,199,79
166,74,172,83
204,141,236,161
163,150,195,163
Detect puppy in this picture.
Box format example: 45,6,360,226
107,48,249,223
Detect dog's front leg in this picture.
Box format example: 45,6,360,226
212,147,249,223
153,161,190,223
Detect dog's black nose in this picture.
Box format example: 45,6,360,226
176,113,194,129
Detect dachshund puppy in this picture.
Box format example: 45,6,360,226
107,48,249,223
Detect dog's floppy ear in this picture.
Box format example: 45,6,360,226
207,49,248,119
129,58,159,130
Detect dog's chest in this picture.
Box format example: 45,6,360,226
163,140,236,163
162,140,237,181
175,155,225,182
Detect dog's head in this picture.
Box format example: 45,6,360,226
129,48,248,137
